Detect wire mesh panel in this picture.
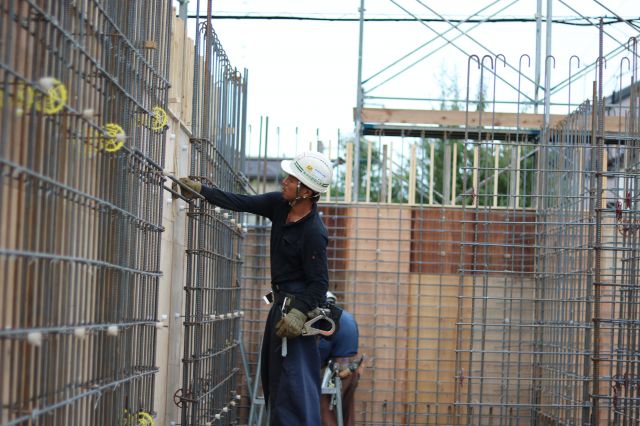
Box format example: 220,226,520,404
178,10,248,425
448,122,539,424
452,55,598,423
237,60,639,426
593,56,640,423
456,45,640,424
528,103,595,425
237,136,540,425
0,1,171,425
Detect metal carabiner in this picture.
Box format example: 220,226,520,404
301,313,336,337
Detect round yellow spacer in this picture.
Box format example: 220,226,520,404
137,411,155,425
150,106,168,132
35,78,67,115
101,123,126,153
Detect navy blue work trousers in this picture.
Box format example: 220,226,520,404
261,304,321,426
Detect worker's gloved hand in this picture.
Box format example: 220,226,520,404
179,177,201,199
275,308,307,338
306,307,324,319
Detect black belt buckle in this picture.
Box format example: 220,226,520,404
263,291,274,305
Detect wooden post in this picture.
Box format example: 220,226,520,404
443,138,451,206
493,144,499,207
429,142,435,205
381,144,388,202
365,140,372,203
601,149,608,209
473,144,479,208
515,145,521,208
508,144,517,208
577,146,583,205
451,142,458,206
345,142,353,203
409,144,417,204
387,140,393,203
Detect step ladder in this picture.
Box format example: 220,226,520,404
321,364,344,426
241,335,268,426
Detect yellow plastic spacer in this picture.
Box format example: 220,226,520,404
101,123,126,153
35,78,67,114
149,106,168,132
137,411,155,425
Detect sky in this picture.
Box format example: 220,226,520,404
174,0,639,157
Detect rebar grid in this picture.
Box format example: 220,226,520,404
1,1,171,425
456,44,640,426
529,102,596,426
239,50,640,426
179,5,248,423
239,202,535,425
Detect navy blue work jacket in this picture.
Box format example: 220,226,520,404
200,187,329,313
319,309,359,364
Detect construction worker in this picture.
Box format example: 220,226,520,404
179,151,332,426
319,291,361,426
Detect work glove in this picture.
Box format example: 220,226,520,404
275,308,307,338
306,307,324,319
178,177,201,199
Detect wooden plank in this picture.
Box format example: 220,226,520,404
360,107,625,132
365,140,372,203
451,143,457,205
345,142,353,202
387,140,393,203
408,144,416,204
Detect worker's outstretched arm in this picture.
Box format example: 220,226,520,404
200,185,281,219
179,177,279,219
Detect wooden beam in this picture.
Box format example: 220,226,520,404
359,107,625,132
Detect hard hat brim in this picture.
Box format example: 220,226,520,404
281,159,295,178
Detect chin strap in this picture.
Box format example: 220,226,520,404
289,181,320,207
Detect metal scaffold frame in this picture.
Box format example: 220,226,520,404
352,0,640,202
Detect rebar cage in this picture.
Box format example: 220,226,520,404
178,11,249,425
1,1,171,425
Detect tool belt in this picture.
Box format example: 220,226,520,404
263,286,299,310
264,290,339,337
332,355,364,378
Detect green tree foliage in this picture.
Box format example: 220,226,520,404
412,69,535,207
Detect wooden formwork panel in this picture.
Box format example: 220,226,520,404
240,203,540,424
168,11,195,126
404,274,473,425
410,208,537,275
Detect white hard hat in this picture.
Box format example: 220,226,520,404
326,291,337,304
281,151,333,193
